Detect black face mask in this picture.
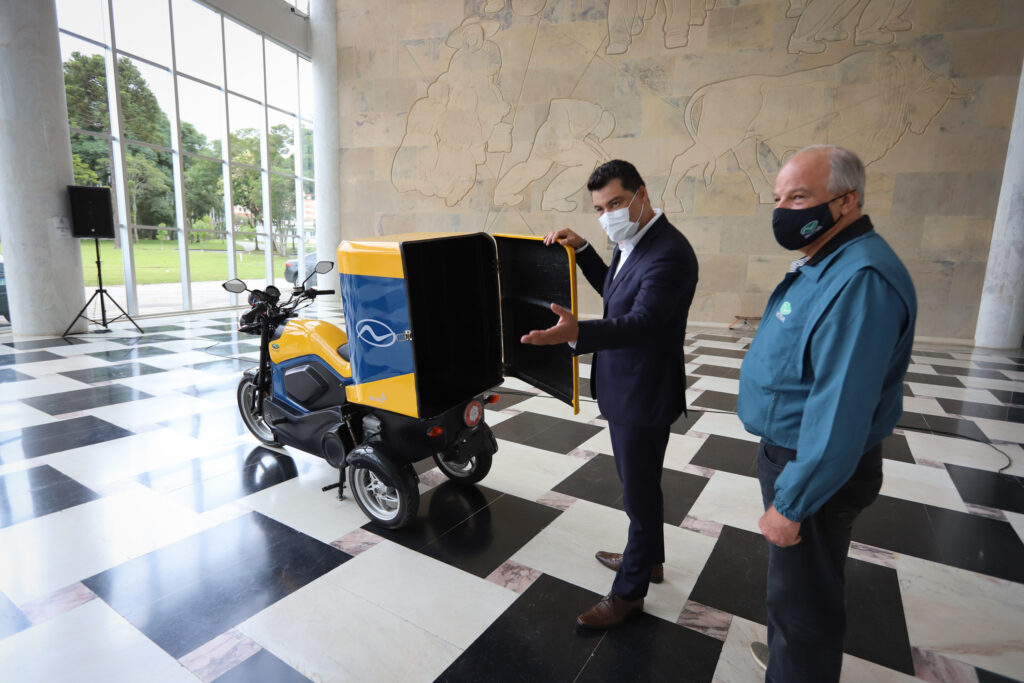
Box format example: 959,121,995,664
772,191,853,250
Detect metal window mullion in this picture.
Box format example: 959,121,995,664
166,0,191,310
120,137,172,154
220,13,237,306
260,39,273,286
103,0,138,315
69,126,113,141
293,53,306,287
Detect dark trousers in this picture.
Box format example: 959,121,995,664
608,421,671,601
757,441,884,683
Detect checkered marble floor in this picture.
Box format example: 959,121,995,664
1,306,1023,682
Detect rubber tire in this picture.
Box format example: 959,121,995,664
236,376,281,447
433,450,492,485
346,463,419,529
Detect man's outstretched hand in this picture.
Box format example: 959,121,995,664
543,228,586,249
521,303,579,345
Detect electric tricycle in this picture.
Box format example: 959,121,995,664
223,232,580,529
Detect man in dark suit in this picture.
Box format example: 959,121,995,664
521,160,699,628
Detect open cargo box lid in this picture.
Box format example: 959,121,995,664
396,233,579,418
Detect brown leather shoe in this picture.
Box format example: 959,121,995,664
577,594,644,629
594,551,664,583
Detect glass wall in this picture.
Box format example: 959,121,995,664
55,0,315,315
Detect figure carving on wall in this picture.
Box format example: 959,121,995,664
787,0,914,54
483,0,549,16
493,99,616,211
391,16,511,207
606,0,717,55
662,49,970,212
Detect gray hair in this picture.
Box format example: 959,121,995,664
797,144,866,207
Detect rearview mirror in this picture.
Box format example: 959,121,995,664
222,279,247,294
315,260,333,274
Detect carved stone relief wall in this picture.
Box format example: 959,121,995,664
337,0,1024,340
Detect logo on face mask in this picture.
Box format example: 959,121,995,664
800,220,821,237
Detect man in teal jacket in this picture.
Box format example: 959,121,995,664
738,144,917,682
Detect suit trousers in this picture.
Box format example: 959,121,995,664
608,421,672,600
757,440,884,683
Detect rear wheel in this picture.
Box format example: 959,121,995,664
346,463,418,529
433,451,492,484
236,376,281,446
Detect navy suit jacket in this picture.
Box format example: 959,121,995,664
574,214,698,427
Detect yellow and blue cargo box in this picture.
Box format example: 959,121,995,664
338,232,579,420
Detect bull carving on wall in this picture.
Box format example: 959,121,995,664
662,49,971,212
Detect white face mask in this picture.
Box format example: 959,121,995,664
598,190,641,243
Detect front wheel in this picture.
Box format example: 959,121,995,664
236,377,281,446
433,451,492,484
346,463,419,529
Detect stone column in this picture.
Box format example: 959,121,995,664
975,57,1024,350
0,0,87,335
311,0,340,298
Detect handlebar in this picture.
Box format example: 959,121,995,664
310,289,335,295
236,284,332,335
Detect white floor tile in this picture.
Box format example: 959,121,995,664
905,383,1001,404
692,376,740,394
511,499,717,623
691,412,760,443
486,440,587,501
897,554,1024,680
86,394,223,432
685,471,764,534
0,401,57,432
0,488,212,604
0,375,93,401
0,599,196,682
972,417,1024,445
904,431,1024,475
326,541,516,648
879,459,967,513
238,569,463,683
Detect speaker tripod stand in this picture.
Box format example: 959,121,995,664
63,237,143,336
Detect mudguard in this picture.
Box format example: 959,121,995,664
346,442,413,487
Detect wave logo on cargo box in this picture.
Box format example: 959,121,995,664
356,319,398,347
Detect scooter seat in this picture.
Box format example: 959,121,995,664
337,343,350,362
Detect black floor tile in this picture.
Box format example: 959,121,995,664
694,334,744,343
20,384,153,416
842,559,914,674
853,496,945,563
200,332,247,343
976,667,1023,683
0,416,134,463
936,399,1024,424
577,609,723,683
437,574,606,682
690,526,913,674
670,408,703,435
136,445,312,513
490,412,602,454
691,346,747,360
188,358,258,375
897,411,930,431
928,506,1024,583
989,389,1024,406
159,406,253,442
175,378,239,398
903,372,964,388
0,465,100,528
0,368,32,383
691,364,741,380
690,434,758,477
881,433,915,463
84,511,349,659
5,337,87,351
684,353,698,363
579,377,591,397
691,390,737,412
946,464,1024,515
904,383,914,398
919,414,989,442
59,362,166,384
198,323,241,332
86,346,175,362
134,325,184,333
912,351,955,360
553,453,708,525
931,365,1008,381
368,482,505,551
0,591,30,640
0,350,62,366
416,492,561,578
213,649,311,683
